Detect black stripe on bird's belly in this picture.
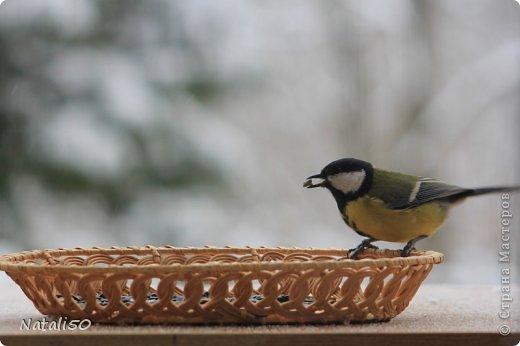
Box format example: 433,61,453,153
341,205,369,238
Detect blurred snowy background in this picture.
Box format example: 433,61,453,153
0,0,519,283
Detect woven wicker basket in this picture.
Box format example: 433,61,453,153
0,246,443,324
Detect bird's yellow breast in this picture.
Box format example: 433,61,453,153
345,196,449,243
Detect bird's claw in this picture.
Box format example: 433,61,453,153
348,247,363,260
348,239,378,259
400,235,428,257
400,246,417,257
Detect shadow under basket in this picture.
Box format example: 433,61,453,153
0,246,443,324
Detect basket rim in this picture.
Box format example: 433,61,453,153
0,246,444,274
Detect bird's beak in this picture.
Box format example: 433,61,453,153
303,174,325,188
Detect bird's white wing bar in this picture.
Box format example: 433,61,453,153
408,180,422,203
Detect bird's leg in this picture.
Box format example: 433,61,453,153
401,235,428,257
349,238,378,259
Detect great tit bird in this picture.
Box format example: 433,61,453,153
304,158,520,259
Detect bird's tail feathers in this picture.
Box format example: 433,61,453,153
469,186,520,197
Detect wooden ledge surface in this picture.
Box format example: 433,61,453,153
0,276,518,346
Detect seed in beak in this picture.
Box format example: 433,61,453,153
303,176,325,188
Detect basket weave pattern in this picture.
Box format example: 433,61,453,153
0,246,443,324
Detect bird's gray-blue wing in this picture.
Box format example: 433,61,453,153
396,177,470,209
369,170,470,209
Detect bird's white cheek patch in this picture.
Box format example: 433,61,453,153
328,170,366,194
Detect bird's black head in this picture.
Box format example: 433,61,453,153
303,158,374,208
